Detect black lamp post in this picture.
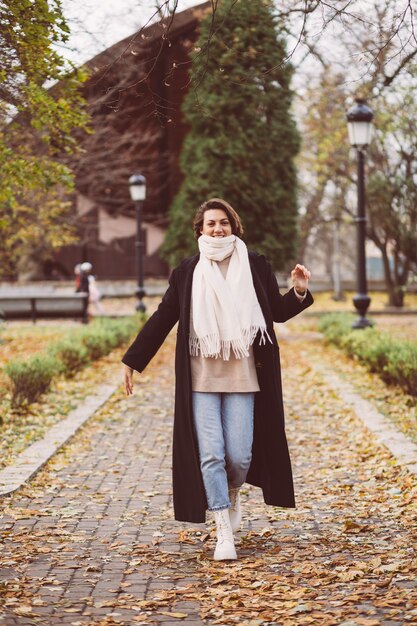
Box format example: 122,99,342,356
346,98,374,329
129,173,147,313
332,213,343,302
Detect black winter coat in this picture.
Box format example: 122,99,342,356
122,252,314,522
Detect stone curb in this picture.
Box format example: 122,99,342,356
0,383,118,496
312,362,417,477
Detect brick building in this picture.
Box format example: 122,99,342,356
52,2,210,279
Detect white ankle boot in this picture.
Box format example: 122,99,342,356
228,487,242,532
213,509,237,561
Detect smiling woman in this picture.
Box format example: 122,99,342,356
122,197,313,561
200,210,232,237
193,198,240,239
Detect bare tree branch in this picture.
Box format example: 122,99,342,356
383,46,417,86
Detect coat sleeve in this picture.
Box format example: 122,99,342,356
262,256,314,323
121,269,180,373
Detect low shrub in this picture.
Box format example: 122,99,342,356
79,317,140,359
52,338,89,376
343,328,396,373
382,343,417,395
319,313,417,396
5,354,57,407
79,327,111,360
317,313,352,347
3,315,143,407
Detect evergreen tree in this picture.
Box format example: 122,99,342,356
161,0,300,270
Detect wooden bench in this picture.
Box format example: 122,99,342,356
0,294,89,323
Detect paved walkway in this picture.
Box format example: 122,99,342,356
1,329,416,625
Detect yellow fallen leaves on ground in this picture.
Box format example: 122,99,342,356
1,326,417,625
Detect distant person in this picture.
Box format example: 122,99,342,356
122,198,313,561
77,262,104,315
74,264,81,291
87,272,104,314
76,262,90,294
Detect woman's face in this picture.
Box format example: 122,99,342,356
200,209,232,238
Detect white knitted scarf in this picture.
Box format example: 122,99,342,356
190,234,270,360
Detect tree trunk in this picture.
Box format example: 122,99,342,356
380,247,405,307
298,185,326,262
392,289,405,307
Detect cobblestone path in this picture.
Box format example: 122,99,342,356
1,328,416,626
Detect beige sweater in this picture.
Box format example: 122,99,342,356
190,256,260,393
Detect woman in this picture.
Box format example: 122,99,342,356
77,262,103,315
123,198,313,561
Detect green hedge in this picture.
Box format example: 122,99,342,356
5,316,143,407
5,354,57,407
318,313,417,396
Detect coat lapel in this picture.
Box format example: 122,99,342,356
249,257,274,331
177,255,199,336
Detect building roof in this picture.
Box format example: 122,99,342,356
68,1,211,222
84,2,210,85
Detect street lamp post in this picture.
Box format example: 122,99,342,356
129,173,147,313
332,214,343,302
346,98,374,329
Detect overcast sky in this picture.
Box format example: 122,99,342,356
61,0,202,65
58,0,414,107
58,0,362,87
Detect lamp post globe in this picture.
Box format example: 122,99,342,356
347,99,374,148
129,174,146,202
346,98,374,329
129,173,147,313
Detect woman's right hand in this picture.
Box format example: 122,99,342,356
124,365,134,395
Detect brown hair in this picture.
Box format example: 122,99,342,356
193,198,244,239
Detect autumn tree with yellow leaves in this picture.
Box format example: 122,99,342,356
0,0,88,278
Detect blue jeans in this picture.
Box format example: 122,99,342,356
192,392,255,512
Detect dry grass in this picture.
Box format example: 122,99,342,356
310,290,417,312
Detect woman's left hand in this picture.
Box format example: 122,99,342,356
291,264,311,294
124,365,134,396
